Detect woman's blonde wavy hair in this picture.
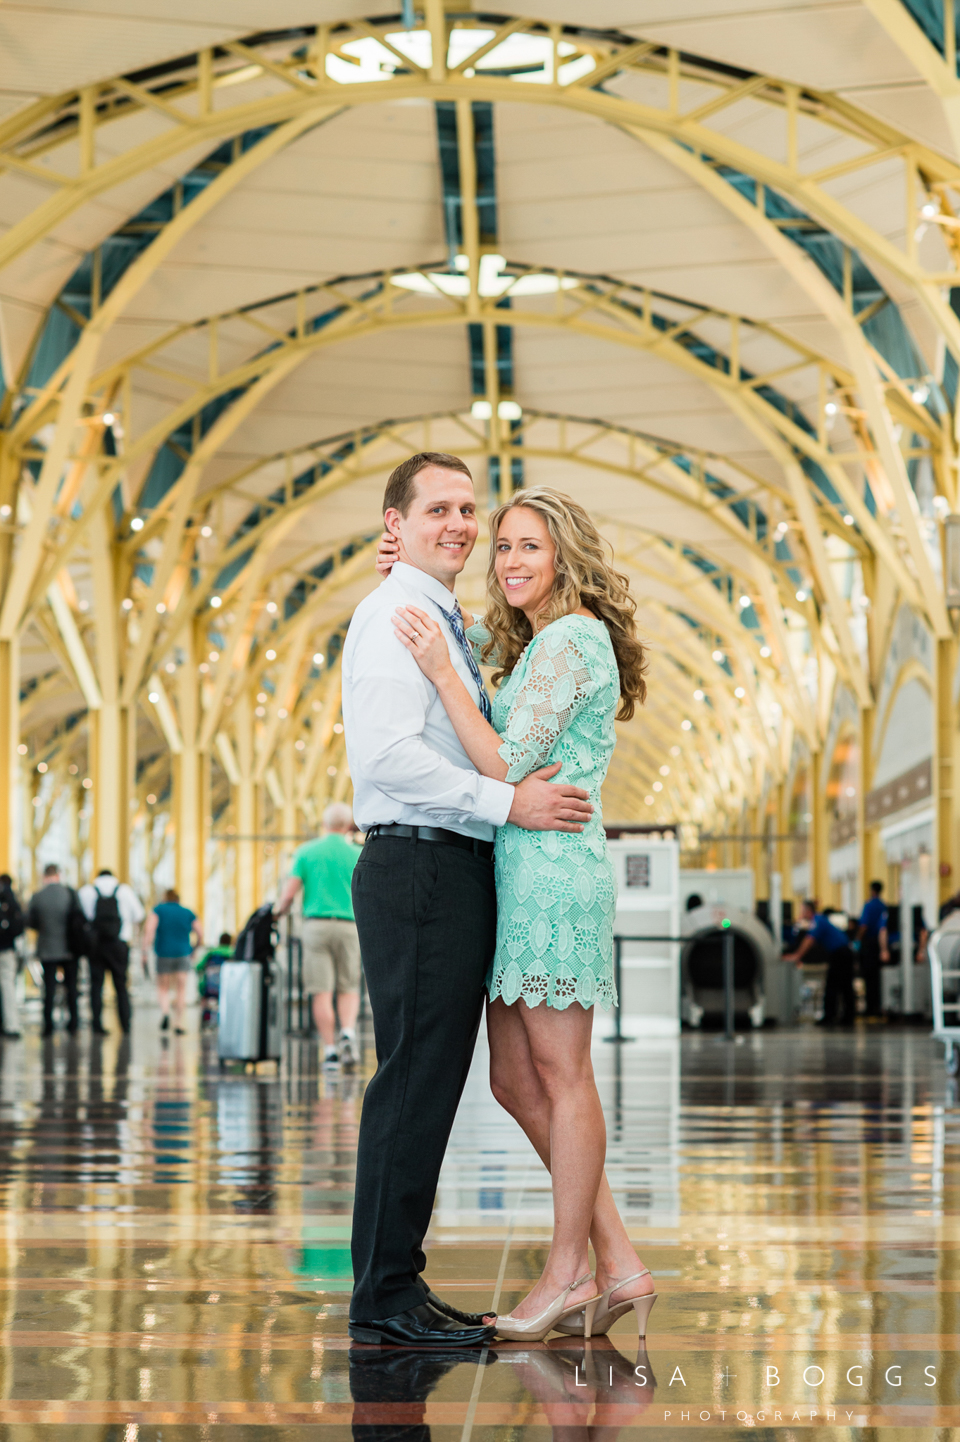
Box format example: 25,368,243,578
480,487,648,721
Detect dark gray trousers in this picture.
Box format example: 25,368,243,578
349,834,496,1322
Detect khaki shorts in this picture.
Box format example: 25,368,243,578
301,917,361,995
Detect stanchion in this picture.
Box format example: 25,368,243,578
604,934,685,1044
723,927,735,1040
604,937,635,1044
284,920,306,1036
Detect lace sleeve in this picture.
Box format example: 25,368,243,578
465,620,491,667
497,622,598,783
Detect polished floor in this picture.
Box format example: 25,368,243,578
0,1001,958,1439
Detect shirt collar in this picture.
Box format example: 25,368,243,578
391,560,459,614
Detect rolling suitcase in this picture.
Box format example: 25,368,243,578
218,958,282,1063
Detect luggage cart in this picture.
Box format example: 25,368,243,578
928,928,960,1075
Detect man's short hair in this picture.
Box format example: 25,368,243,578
870,879,884,894
97,868,114,878
43,863,60,877
802,897,818,913
382,452,472,518
323,801,354,832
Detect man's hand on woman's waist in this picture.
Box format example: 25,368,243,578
506,763,593,833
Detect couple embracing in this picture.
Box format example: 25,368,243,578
343,451,656,1348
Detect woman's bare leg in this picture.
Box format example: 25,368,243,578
488,999,601,1318
157,973,171,1020
173,972,188,1030
488,999,653,1303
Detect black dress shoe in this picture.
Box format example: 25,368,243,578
349,1301,496,1348
427,1290,496,1326
92,1024,109,1036
1,1031,20,1040
41,1026,54,1038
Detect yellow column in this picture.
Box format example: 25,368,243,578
88,506,123,876
936,635,959,909
234,693,257,928
748,802,765,904
776,780,792,908
0,639,19,879
811,746,828,905
280,738,298,877
92,703,131,876
858,702,878,905
175,639,206,917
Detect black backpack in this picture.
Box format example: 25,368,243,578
234,903,277,962
67,889,92,960
0,886,24,947
93,887,123,943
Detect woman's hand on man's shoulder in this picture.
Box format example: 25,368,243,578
375,532,399,576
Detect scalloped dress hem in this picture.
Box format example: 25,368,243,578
486,971,618,1012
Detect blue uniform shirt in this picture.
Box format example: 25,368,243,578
859,897,887,937
810,913,848,953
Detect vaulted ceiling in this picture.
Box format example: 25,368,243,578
2,0,959,840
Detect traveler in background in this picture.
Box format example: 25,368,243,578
783,898,856,1027
78,868,146,1036
27,864,80,1037
276,802,362,1069
143,889,202,1035
856,879,889,1021
0,873,24,1039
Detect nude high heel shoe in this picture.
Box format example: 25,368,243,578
494,1274,601,1342
553,1268,657,1337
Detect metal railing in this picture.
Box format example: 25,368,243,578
608,928,736,1042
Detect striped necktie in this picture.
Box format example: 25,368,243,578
438,602,492,723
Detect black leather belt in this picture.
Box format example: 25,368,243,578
365,823,494,860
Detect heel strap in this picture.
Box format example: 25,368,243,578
610,1268,649,1288
567,1273,594,1294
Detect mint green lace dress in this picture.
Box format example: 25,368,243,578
467,613,619,1011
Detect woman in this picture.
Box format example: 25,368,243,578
144,888,202,1036
385,487,657,1342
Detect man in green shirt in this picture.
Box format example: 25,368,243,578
276,802,362,1068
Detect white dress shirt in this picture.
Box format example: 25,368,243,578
78,874,146,943
342,561,514,841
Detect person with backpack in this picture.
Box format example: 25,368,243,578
143,889,202,1035
78,869,146,1036
0,873,25,1038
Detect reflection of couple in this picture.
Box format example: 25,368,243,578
343,452,656,1347
350,1338,657,1442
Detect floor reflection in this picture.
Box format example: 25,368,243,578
0,1015,956,1432
350,1346,496,1442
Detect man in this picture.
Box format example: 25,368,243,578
78,868,145,1035
342,451,594,1349
856,879,889,1021
783,898,856,1027
27,864,79,1036
276,801,361,1070
0,872,24,1038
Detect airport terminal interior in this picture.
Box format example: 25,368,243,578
4,0,960,1432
